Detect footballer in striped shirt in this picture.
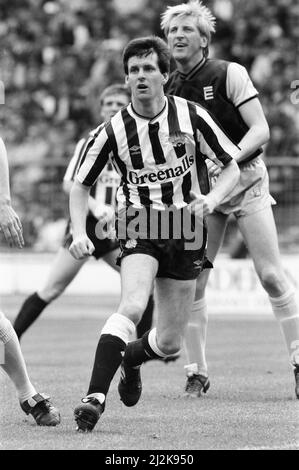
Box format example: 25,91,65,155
70,36,240,432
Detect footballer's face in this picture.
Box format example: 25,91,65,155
125,52,168,104
101,93,129,121
167,15,207,68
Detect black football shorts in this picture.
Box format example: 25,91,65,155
117,237,212,281
63,215,119,260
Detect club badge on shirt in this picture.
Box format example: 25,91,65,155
168,132,187,147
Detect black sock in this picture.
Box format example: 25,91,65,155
87,334,126,396
136,294,154,339
13,292,48,339
124,330,162,367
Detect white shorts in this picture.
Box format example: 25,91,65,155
215,157,276,218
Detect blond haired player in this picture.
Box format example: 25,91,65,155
162,0,299,398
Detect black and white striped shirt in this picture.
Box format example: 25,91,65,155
64,128,120,209
76,95,239,211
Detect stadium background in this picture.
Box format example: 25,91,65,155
0,0,298,309
1,0,299,451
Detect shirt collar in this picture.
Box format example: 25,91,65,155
128,96,168,123
177,57,206,80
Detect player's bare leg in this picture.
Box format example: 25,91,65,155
14,247,88,339
155,277,196,354
102,248,120,272
184,211,228,396
74,254,158,431
0,311,60,425
238,206,299,397
103,249,155,339
38,247,89,301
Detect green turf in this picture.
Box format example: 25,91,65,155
1,296,298,450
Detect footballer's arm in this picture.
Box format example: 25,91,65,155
226,64,270,164
236,98,270,164
63,177,103,219
0,137,24,248
69,180,95,259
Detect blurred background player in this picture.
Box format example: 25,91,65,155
162,0,299,399
0,136,60,426
13,84,154,342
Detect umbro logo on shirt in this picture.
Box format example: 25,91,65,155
129,145,141,154
203,86,214,100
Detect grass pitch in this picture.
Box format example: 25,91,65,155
1,295,298,450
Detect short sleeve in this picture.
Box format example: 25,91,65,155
226,62,259,108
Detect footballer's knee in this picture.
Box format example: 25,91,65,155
38,283,66,303
156,330,181,355
258,266,288,297
158,339,180,356
0,310,15,343
118,298,149,325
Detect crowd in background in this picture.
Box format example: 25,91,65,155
0,0,298,248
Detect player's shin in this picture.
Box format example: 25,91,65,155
13,292,48,339
269,288,299,367
86,313,135,403
184,297,208,377
0,312,37,401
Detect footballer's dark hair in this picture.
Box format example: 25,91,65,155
123,36,171,75
99,83,130,105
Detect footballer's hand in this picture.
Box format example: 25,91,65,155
69,234,95,259
0,202,24,248
187,191,217,218
206,159,222,178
